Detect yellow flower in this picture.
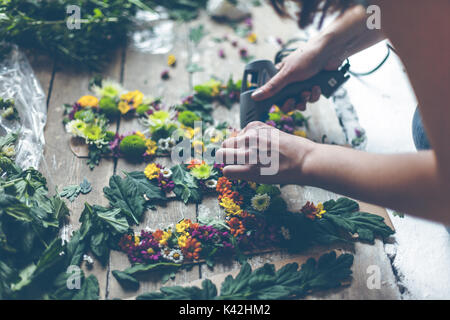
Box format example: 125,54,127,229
315,203,326,219
219,197,243,216
118,101,131,115
247,32,257,43
192,140,205,153
159,229,172,246
176,220,191,234
145,139,157,156
294,130,307,138
144,163,160,180
147,248,155,254
248,181,257,190
135,131,146,140
77,95,99,108
168,54,176,67
272,105,280,113
120,90,144,109
134,235,140,246
178,234,188,248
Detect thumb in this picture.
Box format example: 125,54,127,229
251,70,288,101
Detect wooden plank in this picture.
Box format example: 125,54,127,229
106,24,200,299
37,50,122,299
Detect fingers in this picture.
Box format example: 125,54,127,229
251,70,288,101
310,85,321,102
223,165,258,181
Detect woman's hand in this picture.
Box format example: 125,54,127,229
215,121,316,184
251,38,344,112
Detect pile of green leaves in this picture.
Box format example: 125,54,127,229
136,251,353,300
0,0,207,70
272,198,395,253
0,157,99,299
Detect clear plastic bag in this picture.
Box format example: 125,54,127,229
0,44,47,169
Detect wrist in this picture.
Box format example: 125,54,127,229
298,141,324,187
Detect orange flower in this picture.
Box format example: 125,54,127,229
152,229,164,241
181,238,202,261
227,217,246,237
216,176,232,193
187,159,205,169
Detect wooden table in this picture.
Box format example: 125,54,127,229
28,5,400,300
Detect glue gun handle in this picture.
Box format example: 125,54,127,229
267,68,350,107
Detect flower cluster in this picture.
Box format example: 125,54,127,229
301,201,327,220
265,105,308,137
119,218,235,264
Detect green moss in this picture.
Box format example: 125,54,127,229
99,96,119,118
105,131,116,142
178,110,200,127
119,134,147,159
256,184,281,197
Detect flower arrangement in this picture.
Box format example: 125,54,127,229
265,105,308,137
115,159,394,272
63,77,241,169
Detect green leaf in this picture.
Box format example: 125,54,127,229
138,251,354,300
50,195,70,222
96,207,129,234
189,25,208,46
123,171,166,202
123,262,181,277
323,211,394,243
112,270,140,291
186,63,204,74
103,175,145,225
72,275,99,300
79,178,92,194
59,184,81,202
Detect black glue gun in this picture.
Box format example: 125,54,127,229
239,59,350,128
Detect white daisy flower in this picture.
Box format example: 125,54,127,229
251,193,271,212
280,226,291,240
65,119,86,137
92,79,123,99
158,137,175,152
168,249,184,263
205,179,217,189
161,168,173,179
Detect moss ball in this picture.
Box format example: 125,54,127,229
119,134,147,159
178,110,200,127
105,131,116,142
99,96,119,118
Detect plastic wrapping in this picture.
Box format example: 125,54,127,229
131,9,174,54
0,45,47,169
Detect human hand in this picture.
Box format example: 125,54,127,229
251,40,344,112
215,121,316,184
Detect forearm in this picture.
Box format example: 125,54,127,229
303,144,450,224
312,5,386,63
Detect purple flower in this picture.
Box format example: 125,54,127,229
218,49,226,59
282,124,294,133
266,120,276,127
239,48,248,58
244,17,253,29
109,133,123,158
161,69,170,80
